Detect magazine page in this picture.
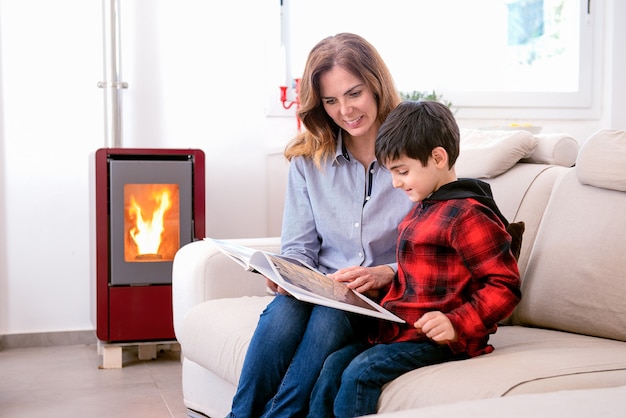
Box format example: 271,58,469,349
205,238,261,271
206,237,318,274
206,237,405,323
249,252,405,323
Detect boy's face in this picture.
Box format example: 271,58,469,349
386,152,447,202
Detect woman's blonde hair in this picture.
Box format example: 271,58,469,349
284,33,400,167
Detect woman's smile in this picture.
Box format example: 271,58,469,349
344,115,364,128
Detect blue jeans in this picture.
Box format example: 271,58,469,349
227,295,365,418
308,340,465,418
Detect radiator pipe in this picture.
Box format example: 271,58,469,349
98,0,127,148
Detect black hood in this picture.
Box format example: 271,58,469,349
426,178,509,226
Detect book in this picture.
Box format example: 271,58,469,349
205,238,405,323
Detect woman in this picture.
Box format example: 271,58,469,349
227,33,413,418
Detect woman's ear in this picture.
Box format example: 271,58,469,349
431,147,448,167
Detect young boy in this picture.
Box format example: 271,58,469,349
307,101,522,418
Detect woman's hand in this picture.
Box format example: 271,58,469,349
265,277,289,296
329,265,394,295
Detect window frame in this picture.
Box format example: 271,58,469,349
267,0,602,121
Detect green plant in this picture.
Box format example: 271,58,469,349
399,90,453,109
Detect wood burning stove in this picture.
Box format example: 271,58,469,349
95,148,205,343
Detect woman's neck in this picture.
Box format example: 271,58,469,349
343,131,376,167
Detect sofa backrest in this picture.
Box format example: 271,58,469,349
510,129,626,342
458,130,579,277
484,163,569,277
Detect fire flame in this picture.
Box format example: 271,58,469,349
129,190,171,256
124,184,179,262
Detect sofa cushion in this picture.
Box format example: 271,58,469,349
373,385,626,418
179,296,272,385
456,129,539,178
512,168,626,341
576,129,626,192
376,326,626,413
521,133,579,167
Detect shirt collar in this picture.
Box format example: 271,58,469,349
333,130,351,165
333,130,382,172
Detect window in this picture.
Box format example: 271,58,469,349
278,0,599,119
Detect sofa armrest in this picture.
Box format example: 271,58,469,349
172,237,281,339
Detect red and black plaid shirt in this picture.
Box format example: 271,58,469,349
373,196,521,357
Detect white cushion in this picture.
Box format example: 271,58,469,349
456,129,539,178
375,385,626,418
514,169,626,341
180,296,272,385
377,326,626,413
522,133,579,167
576,129,626,192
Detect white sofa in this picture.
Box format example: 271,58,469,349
172,129,626,417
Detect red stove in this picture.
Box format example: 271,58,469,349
94,148,205,343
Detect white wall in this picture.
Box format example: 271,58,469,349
0,0,295,336
0,0,624,336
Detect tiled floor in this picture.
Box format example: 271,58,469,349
0,343,190,418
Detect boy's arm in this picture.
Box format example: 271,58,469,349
445,207,522,352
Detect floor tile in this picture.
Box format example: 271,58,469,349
0,344,187,418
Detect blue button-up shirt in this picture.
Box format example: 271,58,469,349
281,132,413,274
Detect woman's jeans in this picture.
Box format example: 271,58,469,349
227,294,364,418
308,340,465,418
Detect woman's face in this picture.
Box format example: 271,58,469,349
319,66,379,140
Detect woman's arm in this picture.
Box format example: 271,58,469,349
280,157,322,267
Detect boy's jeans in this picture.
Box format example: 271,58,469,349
228,294,360,418
308,340,464,418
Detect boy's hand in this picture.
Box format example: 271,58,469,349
330,265,394,295
414,311,457,344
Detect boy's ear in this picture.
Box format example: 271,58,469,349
432,147,448,167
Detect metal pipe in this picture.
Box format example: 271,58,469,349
98,0,127,148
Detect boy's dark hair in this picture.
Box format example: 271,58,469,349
375,101,460,168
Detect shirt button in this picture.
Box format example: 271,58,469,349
354,222,360,227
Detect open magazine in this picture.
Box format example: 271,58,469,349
206,238,405,323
